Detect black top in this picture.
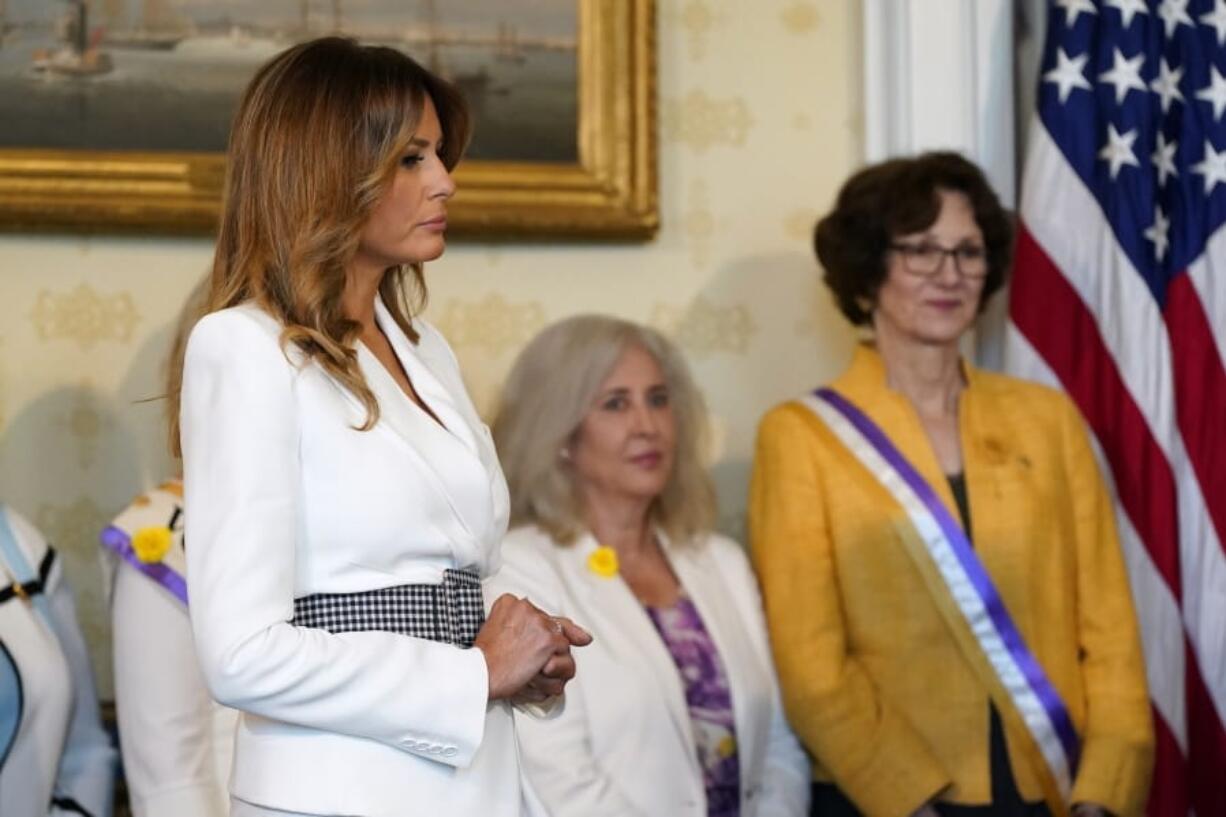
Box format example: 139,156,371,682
944,473,1049,817
947,472,972,540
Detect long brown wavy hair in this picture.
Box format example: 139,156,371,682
168,37,470,455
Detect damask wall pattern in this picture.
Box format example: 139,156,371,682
650,297,758,359
31,284,142,351
672,0,725,61
0,0,863,695
663,90,755,153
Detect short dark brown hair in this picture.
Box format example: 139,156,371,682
813,151,1013,326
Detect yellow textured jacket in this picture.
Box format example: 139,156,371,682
748,345,1153,817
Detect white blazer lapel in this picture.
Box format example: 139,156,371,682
570,535,701,779
373,301,506,493
340,347,484,568
354,343,426,450
321,300,504,573
375,301,480,455
377,304,510,569
667,536,771,791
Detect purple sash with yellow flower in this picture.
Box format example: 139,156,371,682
100,479,187,605
801,388,1080,817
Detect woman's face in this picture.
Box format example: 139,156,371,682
873,189,986,347
355,95,456,270
571,344,677,510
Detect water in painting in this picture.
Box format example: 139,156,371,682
0,0,578,162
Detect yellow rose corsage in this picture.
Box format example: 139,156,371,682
131,525,173,564
586,545,619,578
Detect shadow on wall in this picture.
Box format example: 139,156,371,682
0,313,182,695
0,382,142,692
662,248,858,545
115,316,180,486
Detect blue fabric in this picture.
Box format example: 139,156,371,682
0,641,20,771
0,507,31,773
0,506,35,584
0,506,55,625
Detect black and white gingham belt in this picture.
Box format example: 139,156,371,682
290,568,485,649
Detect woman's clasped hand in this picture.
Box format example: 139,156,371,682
476,594,592,703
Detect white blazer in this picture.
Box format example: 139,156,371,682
488,526,810,817
0,507,116,817
111,562,237,817
180,299,522,817
105,480,236,817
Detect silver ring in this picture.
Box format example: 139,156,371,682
550,617,564,634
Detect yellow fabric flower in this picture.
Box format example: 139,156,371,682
586,545,619,578
717,735,737,758
132,526,172,564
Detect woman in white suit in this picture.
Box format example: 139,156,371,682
488,315,810,817
174,38,588,817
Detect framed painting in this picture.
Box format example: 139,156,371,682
0,0,657,239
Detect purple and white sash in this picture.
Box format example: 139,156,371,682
802,387,1080,802
100,481,188,605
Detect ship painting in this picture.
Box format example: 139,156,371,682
0,0,578,162
102,0,190,50
30,1,113,77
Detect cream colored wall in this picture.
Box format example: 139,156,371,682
0,0,862,696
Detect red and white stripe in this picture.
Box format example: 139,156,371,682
1006,118,1226,817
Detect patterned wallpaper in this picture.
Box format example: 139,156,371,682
0,0,863,696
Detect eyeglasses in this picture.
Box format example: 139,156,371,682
889,241,989,279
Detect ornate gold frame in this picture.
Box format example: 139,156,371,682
0,0,657,240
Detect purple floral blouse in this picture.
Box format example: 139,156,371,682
646,595,740,817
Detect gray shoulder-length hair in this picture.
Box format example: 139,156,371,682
492,314,717,546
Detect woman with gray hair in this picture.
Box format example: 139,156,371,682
488,315,809,817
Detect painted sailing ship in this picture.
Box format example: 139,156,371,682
298,0,345,36
420,0,492,98
102,0,188,50
31,0,113,77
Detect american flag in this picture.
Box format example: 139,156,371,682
1006,1,1226,815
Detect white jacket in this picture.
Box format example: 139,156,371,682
0,506,116,817
104,479,236,817
488,526,810,817
180,299,521,816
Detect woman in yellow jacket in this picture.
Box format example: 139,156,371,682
749,153,1153,817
